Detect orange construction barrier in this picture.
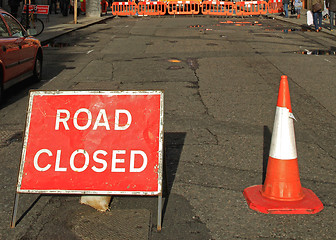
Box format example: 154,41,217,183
167,1,200,15
111,2,138,16
138,1,167,16
80,0,108,14
258,1,268,15
243,75,324,214
201,1,235,16
235,1,267,16
101,0,109,14
81,0,86,13
268,0,283,14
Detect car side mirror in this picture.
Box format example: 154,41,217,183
27,29,37,36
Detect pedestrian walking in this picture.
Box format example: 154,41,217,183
310,0,324,31
294,0,303,18
326,0,336,30
60,0,70,16
69,0,80,16
283,0,290,17
8,0,20,18
50,0,59,14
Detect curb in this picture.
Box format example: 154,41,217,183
268,11,336,36
39,15,115,46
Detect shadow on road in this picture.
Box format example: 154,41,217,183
162,132,186,226
263,126,272,184
13,194,42,227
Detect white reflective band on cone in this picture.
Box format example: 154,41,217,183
269,106,297,160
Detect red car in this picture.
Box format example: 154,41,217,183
0,8,43,102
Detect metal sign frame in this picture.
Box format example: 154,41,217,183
11,90,164,231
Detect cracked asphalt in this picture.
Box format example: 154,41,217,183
0,16,335,239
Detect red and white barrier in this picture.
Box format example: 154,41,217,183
138,1,166,16
111,2,138,16
167,1,200,15
201,1,235,16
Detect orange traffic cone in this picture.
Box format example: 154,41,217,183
243,75,323,214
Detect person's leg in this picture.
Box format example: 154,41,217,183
284,3,288,18
62,0,69,16
53,0,58,13
296,8,301,18
330,11,335,30
318,11,323,29
51,0,55,13
313,12,319,30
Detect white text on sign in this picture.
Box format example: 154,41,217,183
33,149,148,173
33,108,148,173
55,108,132,131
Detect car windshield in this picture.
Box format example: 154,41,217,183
0,16,9,37
1,13,25,37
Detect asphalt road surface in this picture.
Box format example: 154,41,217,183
1,16,335,239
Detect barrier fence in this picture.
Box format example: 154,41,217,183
138,1,167,16
112,2,138,16
235,1,268,16
111,0,283,17
167,1,201,15
268,0,283,13
201,1,235,16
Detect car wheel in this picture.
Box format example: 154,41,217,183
33,54,42,82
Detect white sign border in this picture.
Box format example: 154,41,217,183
16,90,164,196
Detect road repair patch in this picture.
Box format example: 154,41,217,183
17,196,151,240
73,209,151,240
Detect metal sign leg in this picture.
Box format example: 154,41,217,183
157,194,162,231
11,193,20,228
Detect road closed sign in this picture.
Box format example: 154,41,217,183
16,91,164,195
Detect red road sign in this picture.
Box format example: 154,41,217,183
17,91,164,195
22,5,50,15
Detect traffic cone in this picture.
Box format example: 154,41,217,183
243,75,323,214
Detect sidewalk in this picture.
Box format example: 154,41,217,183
269,8,336,36
35,12,114,45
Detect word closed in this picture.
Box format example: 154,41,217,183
17,91,163,195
